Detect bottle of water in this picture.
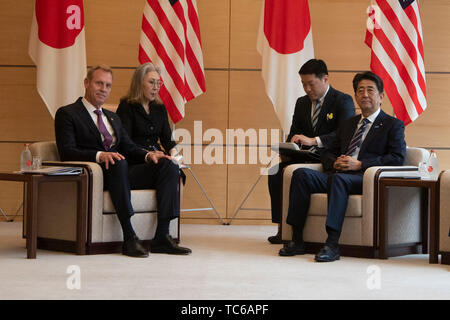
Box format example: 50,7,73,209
426,150,439,180
20,143,32,171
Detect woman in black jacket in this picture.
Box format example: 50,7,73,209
116,62,190,255
116,62,178,160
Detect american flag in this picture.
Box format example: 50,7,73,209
139,0,206,123
365,0,426,125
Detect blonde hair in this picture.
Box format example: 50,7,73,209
123,62,163,105
86,64,113,80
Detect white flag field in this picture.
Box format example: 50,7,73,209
257,0,314,134
29,0,86,118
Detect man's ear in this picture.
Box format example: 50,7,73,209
84,77,89,89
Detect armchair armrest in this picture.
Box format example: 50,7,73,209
361,165,421,246
44,160,105,243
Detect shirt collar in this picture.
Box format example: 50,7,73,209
82,97,103,114
361,108,381,124
314,85,330,106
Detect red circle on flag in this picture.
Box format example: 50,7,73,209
264,0,311,54
35,0,84,49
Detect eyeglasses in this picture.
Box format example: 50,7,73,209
149,79,164,88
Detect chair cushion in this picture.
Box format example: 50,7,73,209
308,194,362,217
103,189,157,214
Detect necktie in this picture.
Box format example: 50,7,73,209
311,100,322,131
345,118,370,156
94,109,113,151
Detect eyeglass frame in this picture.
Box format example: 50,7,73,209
149,79,164,89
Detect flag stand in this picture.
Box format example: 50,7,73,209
225,153,277,225
0,202,23,222
173,124,226,224
180,165,226,225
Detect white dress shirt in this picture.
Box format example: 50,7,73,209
352,108,380,159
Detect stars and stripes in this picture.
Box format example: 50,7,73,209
365,0,426,125
139,0,206,123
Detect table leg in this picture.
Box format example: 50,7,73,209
76,176,87,255
26,179,38,259
421,188,429,254
429,184,438,264
379,182,389,259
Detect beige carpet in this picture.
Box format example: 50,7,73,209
0,221,449,300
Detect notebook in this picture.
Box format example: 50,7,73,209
20,166,83,175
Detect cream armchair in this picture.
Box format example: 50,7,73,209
281,147,429,258
29,141,179,254
438,170,450,265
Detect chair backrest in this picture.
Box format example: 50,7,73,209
404,147,429,166
29,141,60,161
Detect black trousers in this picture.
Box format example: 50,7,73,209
268,154,320,224
286,168,363,233
102,158,180,224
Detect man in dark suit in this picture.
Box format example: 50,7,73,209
55,65,191,258
267,59,355,244
279,71,406,262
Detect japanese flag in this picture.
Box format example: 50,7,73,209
257,0,314,135
29,0,87,118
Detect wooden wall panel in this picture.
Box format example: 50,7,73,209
197,0,230,69
0,0,34,65
421,0,450,72
180,147,227,221
226,146,272,221
230,0,262,69
0,143,28,220
0,67,54,141
434,150,450,172
84,0,143,67
404,74,450,148
228,70,281,137
309,0,369,71
176,70,229,136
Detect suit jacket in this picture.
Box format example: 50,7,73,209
321,109,406,173
116,100,176,153
286,86,355,148
54,97,147,163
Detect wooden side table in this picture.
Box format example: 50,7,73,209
378,178,438,263
0,171,87,259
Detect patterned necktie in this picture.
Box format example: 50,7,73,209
345,118,370,156
94,109,113,151
311,100,322,131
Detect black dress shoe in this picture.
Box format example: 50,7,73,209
150,234,192,255
122,236,149,258
314,245,340,262
267,233,283,244
278,241,305,256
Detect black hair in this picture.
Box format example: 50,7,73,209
298,59,328,79
352,71,384,93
